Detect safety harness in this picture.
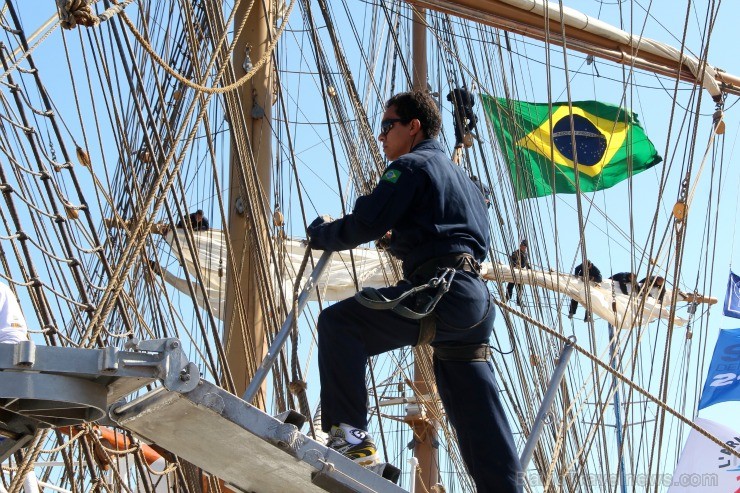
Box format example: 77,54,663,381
354,253,490,360
354,268,456,320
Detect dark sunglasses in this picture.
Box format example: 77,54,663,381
380,118,408,136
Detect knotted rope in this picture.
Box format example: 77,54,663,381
57,0,134,30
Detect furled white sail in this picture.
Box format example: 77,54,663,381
485,264,688,328
158,230,696,328
159,231,394,314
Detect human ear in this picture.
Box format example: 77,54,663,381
409,118,422,136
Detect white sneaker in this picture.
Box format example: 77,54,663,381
327,426,379,466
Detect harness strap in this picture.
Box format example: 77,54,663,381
417,315,436,346
354,285,424,312
433,344,491,362
354,268,456,320
410,252,480,282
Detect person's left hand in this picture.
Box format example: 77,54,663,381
375,231,392,250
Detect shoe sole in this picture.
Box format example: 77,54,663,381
352,452,380,467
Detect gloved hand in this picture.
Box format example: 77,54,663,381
306,215,333,250
375,230,392,250
308,215,332,230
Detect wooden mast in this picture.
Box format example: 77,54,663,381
407,6,441,492
224,1,273,403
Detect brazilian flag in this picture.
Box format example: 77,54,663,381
481,96,662,199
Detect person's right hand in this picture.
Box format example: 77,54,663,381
306,215,333,250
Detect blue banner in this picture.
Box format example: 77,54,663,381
698,328,740,410
724,271,740,319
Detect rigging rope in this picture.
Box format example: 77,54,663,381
56,0,134,30
7,430,48,493
495,299,740,461
116,0,296,95
289,246,312,425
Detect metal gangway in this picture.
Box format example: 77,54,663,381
0,252,403,492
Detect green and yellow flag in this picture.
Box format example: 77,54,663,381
481,96,662,199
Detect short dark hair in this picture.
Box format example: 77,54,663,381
195,209,203,215
385,91,441,139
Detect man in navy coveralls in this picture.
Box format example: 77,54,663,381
307,91,522,492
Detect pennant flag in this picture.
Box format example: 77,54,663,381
668,418,740,492
698,328,740,410
724,271,740,319
481,96,662,199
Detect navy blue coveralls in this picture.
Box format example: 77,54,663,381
638,276,666,302
177,212,209,231
506,247,530,304
308,139,522,492
609,272,635,295
568,262,603,316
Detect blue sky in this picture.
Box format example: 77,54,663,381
6,0,740,489
560,0,740,433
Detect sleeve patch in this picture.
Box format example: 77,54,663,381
381,169,402,184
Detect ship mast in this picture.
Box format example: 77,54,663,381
406,7,442,492
224,1,273,402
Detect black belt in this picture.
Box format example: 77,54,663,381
409,253,481,283
434,344,491,362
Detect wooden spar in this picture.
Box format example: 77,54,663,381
407,0,740,97
409,7,441,492
223,1,273,402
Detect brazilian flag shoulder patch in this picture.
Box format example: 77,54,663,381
381,169,402,184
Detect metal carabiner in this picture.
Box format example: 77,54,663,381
429,267,456,290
